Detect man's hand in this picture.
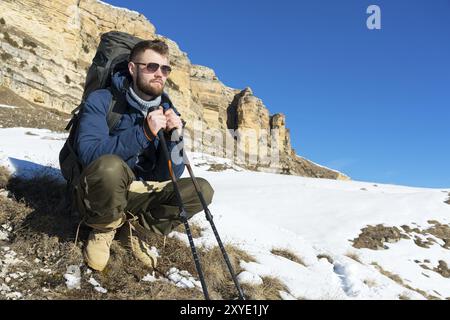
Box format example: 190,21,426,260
164,108,183,132
146,107,167,136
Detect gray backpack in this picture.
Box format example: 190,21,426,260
59,31,143,211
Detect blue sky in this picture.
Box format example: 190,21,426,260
104,0,450,188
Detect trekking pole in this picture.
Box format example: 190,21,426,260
157,129,210,300
170,130,246,300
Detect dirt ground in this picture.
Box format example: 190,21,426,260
351,220,450,299
0,87,69,132
352,222,450,251
1,164,291,300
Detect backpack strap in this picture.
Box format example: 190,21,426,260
65,88,127,134
106,84,129,133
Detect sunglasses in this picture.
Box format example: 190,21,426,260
133,62,172,76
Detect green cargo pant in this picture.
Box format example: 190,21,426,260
75,154,214,235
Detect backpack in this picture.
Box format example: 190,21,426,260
59,31,143,214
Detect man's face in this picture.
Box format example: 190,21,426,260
129,49,170,97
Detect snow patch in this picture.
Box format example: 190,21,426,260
166,267,201,289
88,277,107,294
0,104,17,109
96,0,141,16
0,230,9,241
142,272,158,283
64,265,81,290
237,271,263,286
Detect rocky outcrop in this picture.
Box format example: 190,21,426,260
0,0,155,111
0,0,349,180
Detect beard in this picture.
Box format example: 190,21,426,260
136,72,164,98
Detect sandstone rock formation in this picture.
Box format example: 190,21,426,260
0,0,350,180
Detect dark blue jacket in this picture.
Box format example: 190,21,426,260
75,71,184,181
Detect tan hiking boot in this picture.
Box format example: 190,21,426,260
119,223,158,269
83,229,116,271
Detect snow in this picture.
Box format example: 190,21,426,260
0,104,17,109
1,127,450,299
88,277,107,293
237,271,263,286
166,267,201,289
0,248,25,300
142,272,157,283
0,230,8,241
0,224,12,241
64,265,81,290
0,128,66,180
149,246,159,258
0,190,10,198
96,0,141,17
296,154,347,177
64,273,81,290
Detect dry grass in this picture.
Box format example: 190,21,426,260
0,186,32,227
398,293,411,300
352,224,408,250
271,248,305,266
173,222,203,238
73,239,205,300
363,278,378,288
5,173,73,239
371,262,439,300
2,173,283,300
371,262,407,286
199,244,256,299
207,163,237,172
317,254,334,264
0,166,10,189
241,276,289,300
345,251,363,264
424,223,450,249
433,260,450,278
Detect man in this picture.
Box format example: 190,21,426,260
74,39,214,272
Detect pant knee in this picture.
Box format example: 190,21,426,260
82,154,133,193
93,154,128,184
76,155,134,221
196,178,214,205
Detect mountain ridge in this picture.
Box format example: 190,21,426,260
0,0,349,179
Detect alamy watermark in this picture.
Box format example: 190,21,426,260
367,5,381,30
167,120,283,169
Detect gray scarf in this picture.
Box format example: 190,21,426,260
128,86,162,115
